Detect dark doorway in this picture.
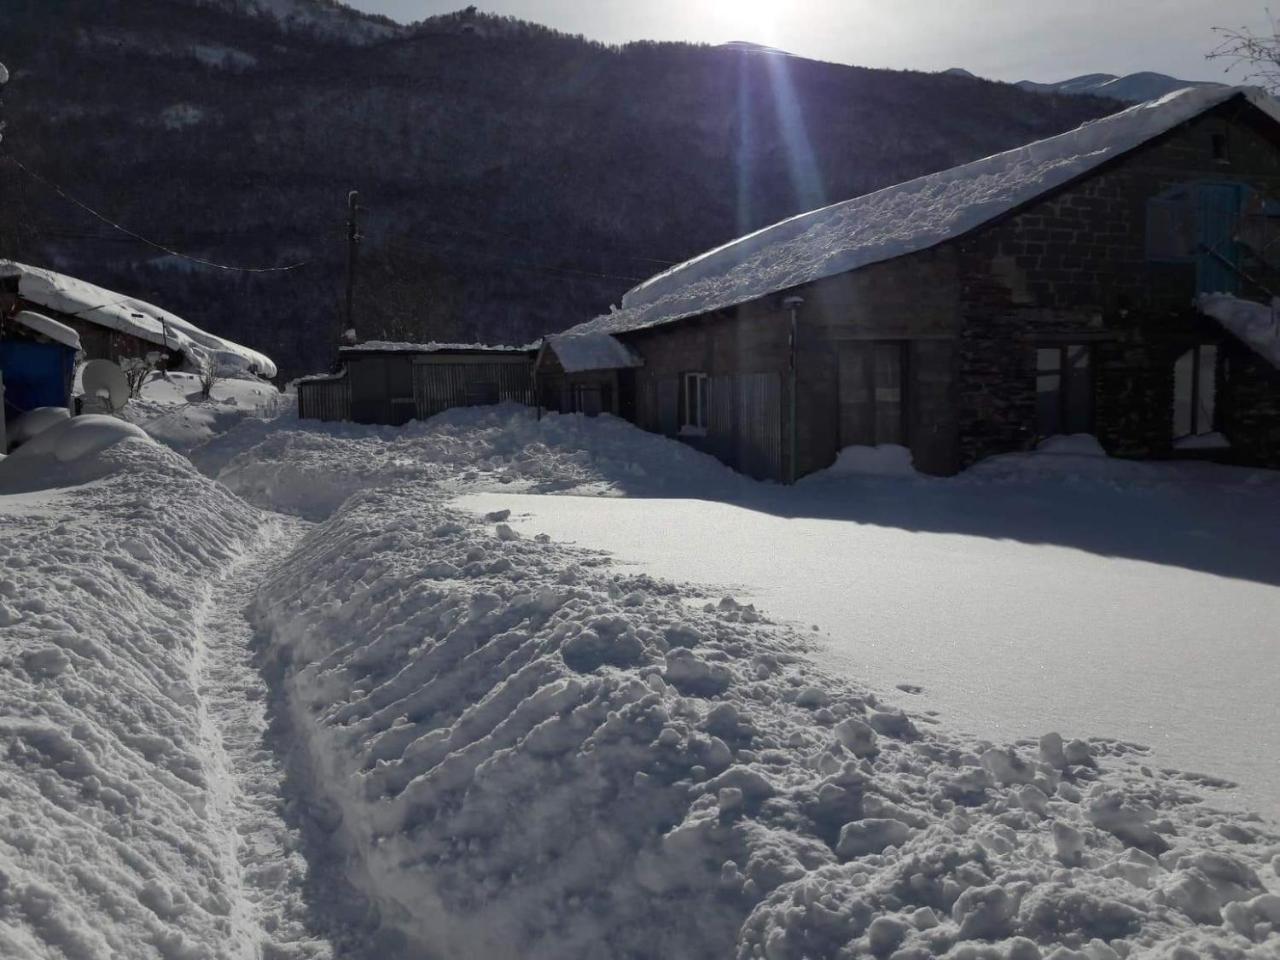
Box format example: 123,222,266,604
839,340,907,447
1036,343,1093,436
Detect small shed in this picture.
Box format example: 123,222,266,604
535,333,643,417
0,310,81,423
299,341,538,425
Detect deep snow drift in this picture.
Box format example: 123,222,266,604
0,437,267,956
254,481,1280,960
122,371,287,452
193,404,752,519
0,425,337,958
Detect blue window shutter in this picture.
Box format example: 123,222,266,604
1196,183,1243,295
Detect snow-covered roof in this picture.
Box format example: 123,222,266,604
11,310,82,351
1197,293,1280,370
3,260,277,378
546,333,643,372
340,340,540,355
566,86,1280,339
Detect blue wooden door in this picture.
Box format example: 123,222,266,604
1196,183,1244,294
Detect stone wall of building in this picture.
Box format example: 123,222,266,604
953,101,1280,467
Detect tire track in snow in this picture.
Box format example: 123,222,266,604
191,513,334,960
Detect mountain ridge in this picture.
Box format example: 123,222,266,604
1015,70,1223,102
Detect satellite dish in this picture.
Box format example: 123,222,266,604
81,359,129,414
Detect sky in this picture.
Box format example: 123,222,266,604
343,1,1271,84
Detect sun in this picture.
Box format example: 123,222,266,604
708,0,781,44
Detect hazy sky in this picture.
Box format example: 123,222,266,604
343,1,1270,84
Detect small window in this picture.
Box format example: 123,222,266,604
465,381,499,405
1173,344,1218,438
680,372,708,435
1036,344,1093,437
1146,188,1196,262
1211,132,1229,164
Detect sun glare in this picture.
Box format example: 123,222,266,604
709,0,780,44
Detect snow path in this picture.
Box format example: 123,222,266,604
192,514,334,960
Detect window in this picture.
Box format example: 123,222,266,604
1036,344,1093,437
1211,133,1229,164
681,372,708,435
1146,182,1246,294
1173,344,1218,438
1146,188,1196,262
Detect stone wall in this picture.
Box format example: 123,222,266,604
954,100,1280,467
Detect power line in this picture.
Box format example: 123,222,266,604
5,154,315,274
383,231,649,283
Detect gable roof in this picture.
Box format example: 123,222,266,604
565,86,1280,340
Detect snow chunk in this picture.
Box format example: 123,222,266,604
1174,431,1231,450
342,339,537,354
12,310,81,350
1198,293,1280,370
1037,433,1107,457
6,406,70,449
805,444,917,479
0,415,154,491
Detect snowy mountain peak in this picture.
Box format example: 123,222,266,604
1016,71,1223,102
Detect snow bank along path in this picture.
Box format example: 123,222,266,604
453,480,1280,823
251,476,1280,959
0,438,332,958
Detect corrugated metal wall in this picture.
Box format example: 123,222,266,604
412,361,534,419
733,372,782,480
297,371,351,421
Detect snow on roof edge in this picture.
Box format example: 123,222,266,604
341,339,541,354
564,86,1280,340
1197,293,1280,371
546,332,643,372
12,310,82,351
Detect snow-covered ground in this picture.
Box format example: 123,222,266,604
4,403,1279,959
453,474,1280,821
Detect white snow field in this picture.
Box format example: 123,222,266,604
454,450,1280,822
4,404,1279,958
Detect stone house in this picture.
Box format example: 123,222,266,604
544,85,1280,481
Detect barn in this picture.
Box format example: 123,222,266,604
551,84,1280,481
298,342,538,425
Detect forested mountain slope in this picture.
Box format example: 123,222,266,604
0,1,1115,377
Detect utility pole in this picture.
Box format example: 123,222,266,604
342,189,362,349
